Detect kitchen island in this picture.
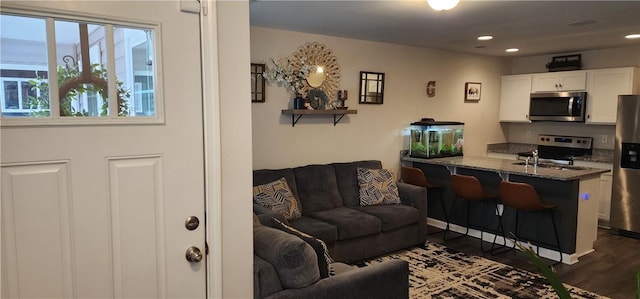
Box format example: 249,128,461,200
401,155,610,264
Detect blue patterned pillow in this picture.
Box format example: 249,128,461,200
357,168,401,206
253,177,301,220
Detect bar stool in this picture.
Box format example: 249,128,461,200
495,181,563,263
401,166,446,235
445,174,499,252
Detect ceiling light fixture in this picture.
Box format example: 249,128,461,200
505,48,519,53
427,0,460,12
625,33,640,39
477,35,493,41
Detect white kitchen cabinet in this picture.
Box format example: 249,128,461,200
499,74,532,122
531,70,586,92
585,67,639,124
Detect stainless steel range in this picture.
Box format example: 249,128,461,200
517,134,593,165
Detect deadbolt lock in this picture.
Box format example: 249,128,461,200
185,216,199,230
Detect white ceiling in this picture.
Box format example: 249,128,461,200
250,0,640,57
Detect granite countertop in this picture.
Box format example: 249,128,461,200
486,142,614,164
402,155,611,181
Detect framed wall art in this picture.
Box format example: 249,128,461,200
359,71,385,104
251,63,266,103
464,82,481,102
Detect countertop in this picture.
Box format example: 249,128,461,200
402,155,611,181
486,142,614,164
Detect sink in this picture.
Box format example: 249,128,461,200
512,161,586,171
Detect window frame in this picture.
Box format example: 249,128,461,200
0,7,165,126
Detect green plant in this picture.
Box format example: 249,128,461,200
28,63,130,117
515,242,571,299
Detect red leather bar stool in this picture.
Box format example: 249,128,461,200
401,166,446,235
495,181,563,263
446,174,500,252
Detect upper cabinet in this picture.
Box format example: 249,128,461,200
499,74,532,122
585,67,639,124
531,70,587,92
500,67,640,124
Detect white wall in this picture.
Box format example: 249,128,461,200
503,46,640,149
216,1,253,298
251,27,510,172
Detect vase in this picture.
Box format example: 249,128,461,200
293,94,306,109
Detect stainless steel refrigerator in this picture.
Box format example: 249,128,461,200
610,95,640,236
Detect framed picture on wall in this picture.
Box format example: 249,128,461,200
464,82,481,101
251,63,266,103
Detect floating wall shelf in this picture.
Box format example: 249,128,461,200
281,109,357,127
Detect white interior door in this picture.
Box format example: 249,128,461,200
1,1,206,298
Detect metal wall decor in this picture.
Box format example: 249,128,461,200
289,42,341,100
359,71,385,104
251,63,266,102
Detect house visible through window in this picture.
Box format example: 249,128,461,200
0,12,160,123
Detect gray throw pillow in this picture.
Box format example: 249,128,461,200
272,217,335,278
253,224,320,289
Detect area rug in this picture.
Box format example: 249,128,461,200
363,242,608,299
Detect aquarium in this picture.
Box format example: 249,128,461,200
409,119,464,159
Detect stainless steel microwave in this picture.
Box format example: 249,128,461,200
529,91,587,122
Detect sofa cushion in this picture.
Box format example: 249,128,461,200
352,205,419,232
331,160,382,207
294,164,344,213
254,168,301,206
309,207,382,240
272,218,335,278
254,224,320,289
288,216,338,244
357,168,401,206
253,177,302,220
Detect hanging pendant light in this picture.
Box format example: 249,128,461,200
427,0,460,11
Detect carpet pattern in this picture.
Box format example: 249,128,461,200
363,242,608,299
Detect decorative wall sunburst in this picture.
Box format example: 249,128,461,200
289,42,341,100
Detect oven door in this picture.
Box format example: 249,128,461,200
529,92,586,122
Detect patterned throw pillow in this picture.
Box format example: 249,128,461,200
253,177,302,220
357,167,401,206
272,218,336,278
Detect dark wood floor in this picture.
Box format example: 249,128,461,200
426,226,640,299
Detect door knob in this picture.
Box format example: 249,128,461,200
185,246,203,263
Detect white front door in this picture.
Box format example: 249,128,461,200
1,1,207,298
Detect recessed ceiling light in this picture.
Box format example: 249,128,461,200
477,35,493,41
427,0,460,11
625,33,640,39
505,48,519,53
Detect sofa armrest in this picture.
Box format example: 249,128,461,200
397,182,427,210
397,182,428,241
264,259,409,299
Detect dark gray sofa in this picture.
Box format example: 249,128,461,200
253,160,428,263
253,221,409,299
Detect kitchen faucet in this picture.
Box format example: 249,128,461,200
532,150,539,167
